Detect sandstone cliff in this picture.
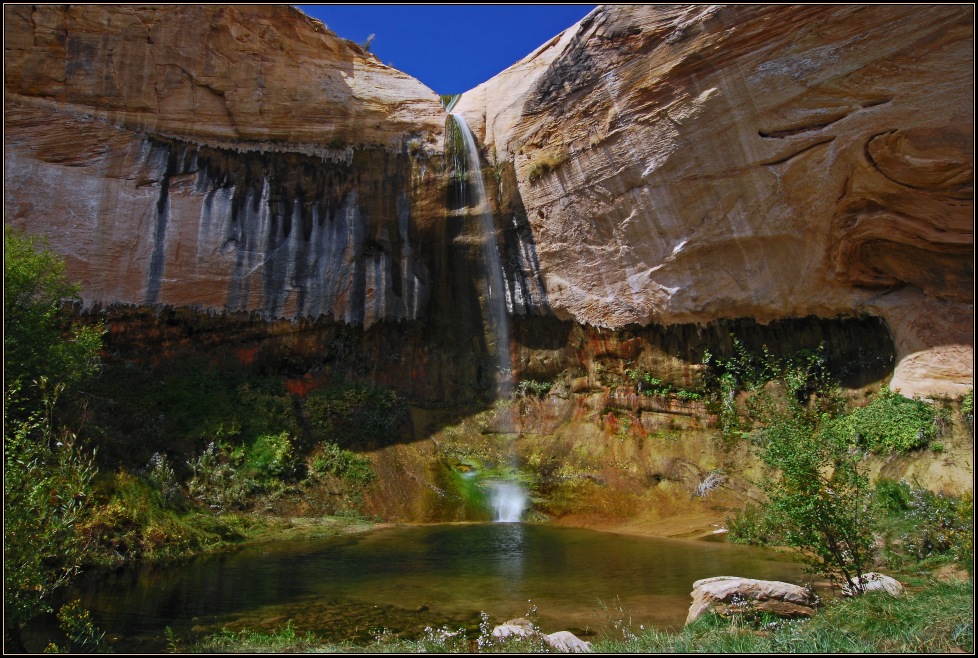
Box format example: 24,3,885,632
455,4,974,398
4,4,454,327
4,4,974,398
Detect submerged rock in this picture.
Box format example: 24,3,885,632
685,576,819,625
491,617,536,640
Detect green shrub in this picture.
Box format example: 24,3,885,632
874,478,912,513
849,387,943,453
515,379,552,398
704,341,875,590
901,487,973,565
187,442,255,512
4,403,95,649
3,229,103,650
246,431,297,480
727,502,782,545
623,368,704,400
44,599,108,653
310,442,375,486
3,226,104,413
79,467,246,566
962,388,973,429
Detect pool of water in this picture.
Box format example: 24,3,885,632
48,523,806,651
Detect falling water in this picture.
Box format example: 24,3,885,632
484,480,528,523
449,113,513,398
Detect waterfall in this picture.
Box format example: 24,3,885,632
447,112,529,523
449,113,513,398
485,480,528,523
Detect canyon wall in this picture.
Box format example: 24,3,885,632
4,4,974,400
455,4,974,398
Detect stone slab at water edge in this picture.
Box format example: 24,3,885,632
491,618,592,653
685,576,820,625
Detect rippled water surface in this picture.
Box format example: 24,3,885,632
55,523,805,651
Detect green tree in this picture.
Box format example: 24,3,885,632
3,227,103,650
719,344,876,594
4,390,96,650
4,226,102,414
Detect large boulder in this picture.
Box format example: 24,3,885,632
544,630,593,654
491,619,592,653
842,571,905,597
685,576,819,625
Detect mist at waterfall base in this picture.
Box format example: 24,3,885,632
49,525,806,651
484,480,529,523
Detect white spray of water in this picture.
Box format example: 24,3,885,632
485,480,528,523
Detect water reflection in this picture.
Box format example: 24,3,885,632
51,524,804,652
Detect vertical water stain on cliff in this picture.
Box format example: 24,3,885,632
144,144,175,304
491,160,550,317
143,137,429,325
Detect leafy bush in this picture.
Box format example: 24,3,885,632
187,442,255,512
706,341,875,590
874,477,912,514
3,226,104,413
3,229,103,650
848,388,943,453
144,452,182,509
624,368,703,400
246,431,298,480
4,402,95,649
702,341,836,442
44,599,108,653
515,379,552,398
310,442,375,486
877,483,974,568
727,503,782,545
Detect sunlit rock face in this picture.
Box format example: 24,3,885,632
455,4,973,397
3,4,443,146
4,4,973,399
3,4,456,327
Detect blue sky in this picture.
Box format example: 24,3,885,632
294,5,597,95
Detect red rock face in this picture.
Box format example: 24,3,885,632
4,5,973,398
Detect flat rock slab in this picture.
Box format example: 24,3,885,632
686,576,819,625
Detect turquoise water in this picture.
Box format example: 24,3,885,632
50,523,805,651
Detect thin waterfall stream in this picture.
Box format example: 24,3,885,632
448,111,527,522
449,112,513,400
